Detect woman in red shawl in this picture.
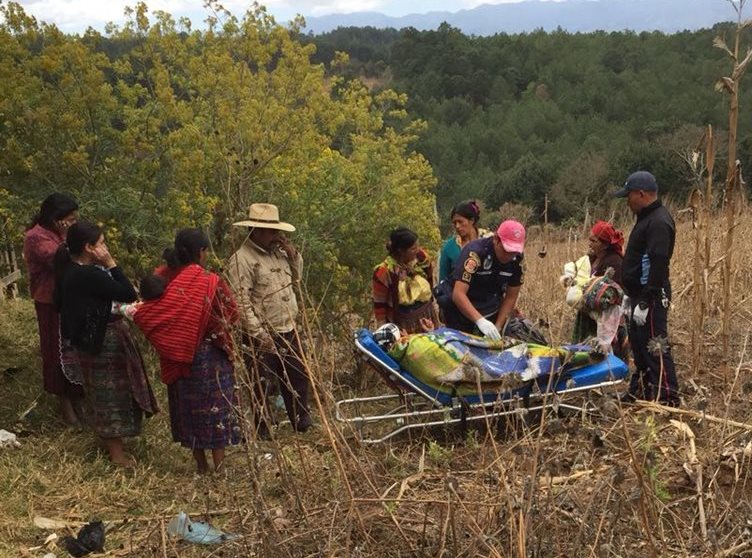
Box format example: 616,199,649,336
588,220,624,286
130,229,241,473
572,220,627,355
22,193,82,425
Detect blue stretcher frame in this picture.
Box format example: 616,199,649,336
335,328,629,444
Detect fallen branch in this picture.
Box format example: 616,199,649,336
33,509,233,530
717,540,752,557
634,401,752,431
538,469,594,487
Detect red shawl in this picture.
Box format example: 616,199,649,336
134,264,218,384
591,220,625,256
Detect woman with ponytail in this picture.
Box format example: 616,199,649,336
439,200,491,281
55,222,157,467
22,193,82,425
130,229,240,473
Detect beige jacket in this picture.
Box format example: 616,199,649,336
225,238,303,338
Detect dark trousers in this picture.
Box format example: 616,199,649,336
244,331,310,430
627,299,679,405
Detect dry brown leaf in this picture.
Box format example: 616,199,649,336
33,516,78,530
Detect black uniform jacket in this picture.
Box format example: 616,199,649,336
622,199,675,302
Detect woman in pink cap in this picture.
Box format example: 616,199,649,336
439,220,526,339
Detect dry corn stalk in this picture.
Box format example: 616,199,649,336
714,0,751,379
689,125,714,377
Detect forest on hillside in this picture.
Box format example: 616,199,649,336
305,23,752,222
1,0,750,317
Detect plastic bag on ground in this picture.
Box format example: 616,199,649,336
167,511,240,545
0,429,20,448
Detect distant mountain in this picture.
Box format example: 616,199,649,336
303,0,737,35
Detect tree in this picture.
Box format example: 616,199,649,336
0,2,438,322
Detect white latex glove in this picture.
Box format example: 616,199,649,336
632,303,649,326
475,317,501,340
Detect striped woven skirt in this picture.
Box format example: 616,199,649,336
63,320,157,438
167,341,241,450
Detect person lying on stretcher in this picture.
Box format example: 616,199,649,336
372,319,604,392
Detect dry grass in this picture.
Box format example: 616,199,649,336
2,213,752,557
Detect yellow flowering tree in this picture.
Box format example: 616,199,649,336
0,2,438,321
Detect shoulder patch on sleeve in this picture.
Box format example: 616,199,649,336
464,251,481,274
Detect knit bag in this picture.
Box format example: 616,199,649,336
580,274,623,313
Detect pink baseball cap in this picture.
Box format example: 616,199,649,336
496,220,526,253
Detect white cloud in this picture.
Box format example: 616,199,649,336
460,0,562,6
12,0,394,31
309,0,386,15
12,0,571,31
14,0,203,32
239,0,388,17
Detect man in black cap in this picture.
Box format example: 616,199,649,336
614,171,679,406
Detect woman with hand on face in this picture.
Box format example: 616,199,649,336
438,200,490,282
54,222,157,468
23,193,83,426
373,227,438,334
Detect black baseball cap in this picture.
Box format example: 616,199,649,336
613,171,658,198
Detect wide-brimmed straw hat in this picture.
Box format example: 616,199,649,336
232,203,295,232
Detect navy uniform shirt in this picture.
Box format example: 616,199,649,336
451,236,524,317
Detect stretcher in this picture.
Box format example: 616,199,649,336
335,328,629,444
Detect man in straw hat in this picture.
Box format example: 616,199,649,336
226,203,312,436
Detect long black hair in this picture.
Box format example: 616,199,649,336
386,227,418,257
30,193,78,229
450,200,480,226
163,228,209,269
53,221,103,285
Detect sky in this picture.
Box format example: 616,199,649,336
12,0,554,33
